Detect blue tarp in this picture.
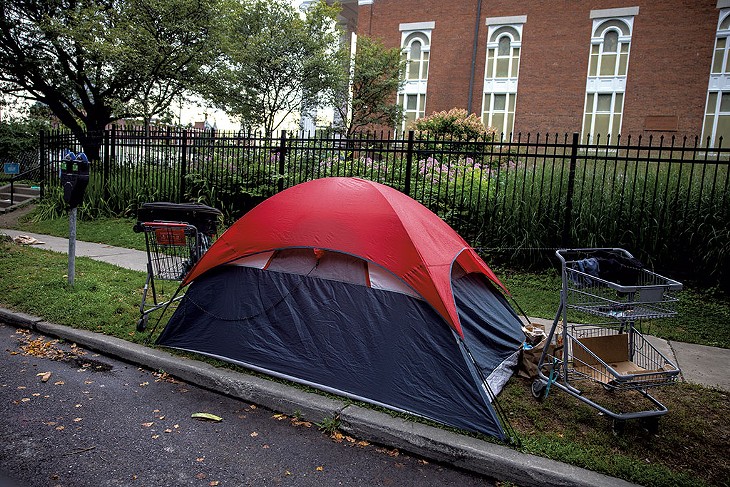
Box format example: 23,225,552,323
157,264,523,438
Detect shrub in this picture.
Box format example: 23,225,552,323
409,108,496,141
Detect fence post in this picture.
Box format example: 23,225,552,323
39,130,46,199
180,129,188,202
404,130,415,195
562,132,579,247
278,130,287,193
103,128,112,201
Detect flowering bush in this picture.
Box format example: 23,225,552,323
408,108,496,141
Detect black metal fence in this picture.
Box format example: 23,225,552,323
38,127,730,288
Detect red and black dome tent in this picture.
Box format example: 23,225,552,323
157,177,525,439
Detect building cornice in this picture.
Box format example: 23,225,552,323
590,6,639,19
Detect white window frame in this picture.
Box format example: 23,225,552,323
398,22,434,132
702,8,730,147
583,9,637,143
482,16,526,139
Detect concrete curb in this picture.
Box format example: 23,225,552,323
0,306,637,487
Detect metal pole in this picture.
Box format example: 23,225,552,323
68,207,77,286
562,132,579,247
404,130,415,196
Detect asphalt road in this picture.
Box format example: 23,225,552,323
0,323,497,487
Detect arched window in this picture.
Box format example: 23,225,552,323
583,12,634,143
486,27,521,79
403,33,430,81
588,20,631,78
398,22,434,131
703,11,730,147
482,19,525,139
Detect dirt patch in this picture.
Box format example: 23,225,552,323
0,204,35,229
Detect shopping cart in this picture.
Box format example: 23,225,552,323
532,248,683,432
133,202,222,331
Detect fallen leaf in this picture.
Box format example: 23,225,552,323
139,382,149,387
75,404,82,408
54,381,65,386
250,432,258,437
315,466,324,472
209,482,220,486
285,471,291,476
174,424,180,429
196,457,205,462
151,434,160,439
356,441,370,448
37,372,52,382
191,413,222,422
141,422,154,428
55,426,65,431
262,444,270,449
164,429,172,433
195,473,207,480
73,418,82,423
17,386,26,390
272,413,287,420
417,459,429,465
21,398,30,402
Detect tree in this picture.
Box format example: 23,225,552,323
200,0,342,136
0,0,220,159
327,36,405,137
0,108,51,163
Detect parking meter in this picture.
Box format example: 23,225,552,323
61,151,89,208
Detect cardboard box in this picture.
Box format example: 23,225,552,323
572,334,647,383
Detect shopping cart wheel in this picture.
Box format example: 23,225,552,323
137,315,148,332
611,419,626,436
640,416,660,434
531,379,547,401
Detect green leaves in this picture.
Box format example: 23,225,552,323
0,0,222,153
331,36,406,137
200,0,342,135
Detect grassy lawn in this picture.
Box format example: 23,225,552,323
1,211,729,486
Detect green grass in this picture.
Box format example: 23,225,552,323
17,215,146,251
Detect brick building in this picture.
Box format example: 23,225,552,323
336,1,730,144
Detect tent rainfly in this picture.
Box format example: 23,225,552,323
156,177,525,439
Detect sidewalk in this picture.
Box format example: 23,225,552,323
3,227,729,393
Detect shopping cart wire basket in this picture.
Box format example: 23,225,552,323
133,202,222,331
